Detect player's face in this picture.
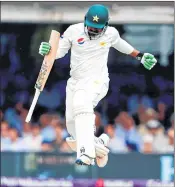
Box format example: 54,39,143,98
87,27,103,34
86,26,104,40
85,24,107,40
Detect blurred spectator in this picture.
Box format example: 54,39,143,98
52,124,65,151
50,114,68,139
115,112,143,152
41,140,54,152
1,121,11,151
15,102,29,125
22,122,32,137
138,108,158,136
4,107,22,133
143,120,168,153
50,114,62,128
5,128,25,151
23,124,42,151
1,121,9,140
162,107,174,130
164,112,174,152
19,108,28,124
142,134,153,153
59,140,73,153
94,111,105,137
165,127,174,153
39,114,56,142
128,94,154,116
105,124,127,153
157,102,167,122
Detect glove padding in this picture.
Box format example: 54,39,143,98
66,137,109,158
141,53,157,70
39,42,51,56
95,141,109,157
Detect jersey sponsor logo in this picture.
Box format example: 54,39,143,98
77,38,85,45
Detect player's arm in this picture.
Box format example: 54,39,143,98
111,28,157,70
39,26,72,59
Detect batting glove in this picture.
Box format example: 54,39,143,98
39,42,51,56
136,53,157,70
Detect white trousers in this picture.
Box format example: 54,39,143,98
65,76,109,139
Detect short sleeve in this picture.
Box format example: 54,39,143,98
111,27,134,54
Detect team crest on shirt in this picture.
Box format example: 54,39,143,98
100,41,106,47
77,38,85,45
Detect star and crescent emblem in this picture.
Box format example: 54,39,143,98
93,15,99,22
100,42,106,46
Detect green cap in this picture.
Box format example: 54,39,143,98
85,4,109,29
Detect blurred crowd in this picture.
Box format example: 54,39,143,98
1,101,174,154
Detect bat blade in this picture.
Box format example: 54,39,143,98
35,30,60,91
25,30,60,123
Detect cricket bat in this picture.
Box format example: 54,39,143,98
25,30,60,123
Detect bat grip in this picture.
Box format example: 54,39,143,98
25,89,41,123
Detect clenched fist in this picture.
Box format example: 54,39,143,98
141,53,157,70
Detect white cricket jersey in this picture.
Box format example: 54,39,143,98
56,23,134,80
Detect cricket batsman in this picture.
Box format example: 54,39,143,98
39,4,157,166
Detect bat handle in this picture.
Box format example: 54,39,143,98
25,89,41,123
